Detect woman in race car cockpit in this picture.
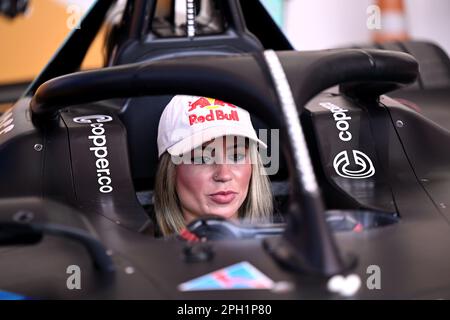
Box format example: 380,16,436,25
154,95,273,236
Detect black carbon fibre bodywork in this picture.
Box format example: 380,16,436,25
1,0,450,299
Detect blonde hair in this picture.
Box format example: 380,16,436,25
154,142,273,236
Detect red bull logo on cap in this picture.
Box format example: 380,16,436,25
188,97,236,111
188,97,240,126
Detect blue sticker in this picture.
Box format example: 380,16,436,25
178,262,274,291
0,290,26,300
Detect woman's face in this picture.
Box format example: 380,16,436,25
175,136,252,223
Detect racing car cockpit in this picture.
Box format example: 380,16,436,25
2,0,450,299
26,0,405,237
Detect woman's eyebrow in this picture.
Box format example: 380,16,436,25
226,143,247,151
199,139,248,152
202,145,215,152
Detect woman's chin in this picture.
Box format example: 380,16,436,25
205,208,238,220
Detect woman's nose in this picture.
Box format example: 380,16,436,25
213,164,233,182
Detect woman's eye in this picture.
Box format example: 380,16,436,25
191,156,213,164
191,156,201,164
229,153,246,163
203,156,214,164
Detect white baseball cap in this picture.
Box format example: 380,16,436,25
157,95,267,157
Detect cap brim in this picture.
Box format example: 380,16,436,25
166,126,267,156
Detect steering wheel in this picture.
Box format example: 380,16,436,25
185,215,285,241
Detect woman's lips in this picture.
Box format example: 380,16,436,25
208,191,237,204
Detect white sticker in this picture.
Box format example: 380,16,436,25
0,109,15,136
